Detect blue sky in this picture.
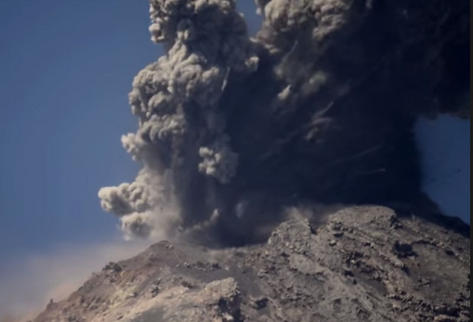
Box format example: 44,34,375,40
416,116,470,221
0,0,156,262
0,0,469,317
0,0,469,262
0,1,262,317
0,0,263,264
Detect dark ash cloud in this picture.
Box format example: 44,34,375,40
99,0,469,245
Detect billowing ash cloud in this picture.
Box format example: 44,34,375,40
99,0,469,245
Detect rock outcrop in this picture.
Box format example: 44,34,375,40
34,206,470,321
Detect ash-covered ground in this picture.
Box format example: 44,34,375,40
34,206,470,321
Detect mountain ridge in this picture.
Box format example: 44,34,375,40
33,205,470,321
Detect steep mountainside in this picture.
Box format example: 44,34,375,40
34,206,470,321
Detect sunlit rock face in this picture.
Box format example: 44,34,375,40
33,206,470,321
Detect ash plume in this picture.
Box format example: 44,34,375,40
99,0,469,245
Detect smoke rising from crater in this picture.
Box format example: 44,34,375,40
99,0,468,245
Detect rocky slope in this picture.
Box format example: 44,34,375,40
33,206,469,321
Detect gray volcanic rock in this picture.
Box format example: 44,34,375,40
33,206,470,322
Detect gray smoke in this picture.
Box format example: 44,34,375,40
99,0,469,245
